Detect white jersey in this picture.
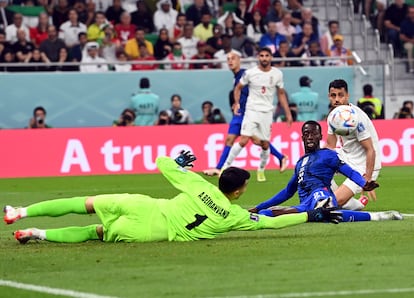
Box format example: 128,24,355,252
239,66,284,112
328,103,381,171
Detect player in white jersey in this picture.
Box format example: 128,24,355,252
326,79,381,210
222,47,292,182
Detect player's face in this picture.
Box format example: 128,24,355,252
258,51,272,69
302,123,322,153
227,53,240,71
232,181,248,201
328,87,349,108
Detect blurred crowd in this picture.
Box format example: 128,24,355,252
3,0,403,72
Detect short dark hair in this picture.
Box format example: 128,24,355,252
219,167,250,194
363,84,373,96
171,94,181,102
302,120,321,133
258,47,272,55
328,79,348,92
140,77,150,88
328,20,339,27
202,100,213,108
121,108,136,120
33,106,46,117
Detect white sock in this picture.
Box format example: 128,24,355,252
342,198,365,210
20,207,27,218
37,229,46,240
369,212,380,221
223,143,243,168
259,148,270,170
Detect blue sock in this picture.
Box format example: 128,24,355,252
269,144,284,162
216,145,231,169
258,209,274,217
341,210,371,222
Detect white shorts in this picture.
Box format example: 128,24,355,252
240,109,272,141
342,169,380,195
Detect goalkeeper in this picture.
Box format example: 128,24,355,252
4,151,341,244
249,120,402,222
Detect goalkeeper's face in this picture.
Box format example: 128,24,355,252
232,181,248,201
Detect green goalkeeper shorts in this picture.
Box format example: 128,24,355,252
93,194,169,243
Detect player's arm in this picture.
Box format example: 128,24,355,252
326,133,337,149
232,82,244,115
337,161,379,191
359,137,375,181
277,88,292,126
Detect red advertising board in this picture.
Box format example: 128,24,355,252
0,120,413,178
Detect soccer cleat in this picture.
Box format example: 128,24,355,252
203,168,220,176
257,170,266,182
359,196,369,208
279,155,289,173
3,205,21,225
14,228,41,244
377,211,403,221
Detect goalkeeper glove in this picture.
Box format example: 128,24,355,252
175,150,197,168
362,180,379,191
307,198,342,224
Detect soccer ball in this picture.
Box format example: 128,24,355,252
327,105,358,136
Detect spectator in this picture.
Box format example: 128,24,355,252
24,48,51,72
131,42,157,70
27,106,52,129
12,29,35,63
0,48,19,72
170,12,186,42
113,50,132,72
99,24,121,65
189,40,214,69
291,22,318,57
130,77,160,126
235,0,253,26
87,11,108,41
5,13,30,44
265,0,284,24
163,41,188,70
130,0,154,34
177,23,199,59
59,9,87,49
193,11,213,42
71,31,88,62
153,0,178,33
85,2,97,27
73,0,91,26
0,29,10,59
357,84,384,119
154,28,172,60
275,11,296,45
124,26,154,59
0,0,14,32
166,94,192,124
213,34,234,69
250,0,272,18
300,40,326,66
290,76,319,121
52,0,70,29
114,12,136,46
29,12,50,48
292,7,321,39
393,100,414,119
246,10,267,45
217,11,244,36
185,0,210,27
326,34,353,66
39,25,67,63
319,20,339,55
384,0,408,58
105,0,125,25
113,108,136,126
231,22,256,57
56,47,78,71
273,40,300,67
154,110,170,125
198,100,226,124
80,41,109,72
259,21,287,55
206,23,224,55
399,6,414,73
90,0,112,12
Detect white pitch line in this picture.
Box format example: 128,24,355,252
0,279,119,298
207,287,414,298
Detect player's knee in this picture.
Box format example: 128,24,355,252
225,135,236,146
96,225,104,241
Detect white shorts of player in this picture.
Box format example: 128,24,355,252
240,109,273,141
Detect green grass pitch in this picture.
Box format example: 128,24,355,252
1,167,414,298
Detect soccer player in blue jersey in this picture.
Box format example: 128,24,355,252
249,120,402,222
203,50,288,177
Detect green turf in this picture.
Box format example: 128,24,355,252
1,167,414,298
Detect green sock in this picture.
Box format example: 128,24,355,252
26,197,88,217
45,225,100,243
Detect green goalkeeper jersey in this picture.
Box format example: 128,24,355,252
156,157,307,241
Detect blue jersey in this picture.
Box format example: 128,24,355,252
255,149,367,212
228,69,249,134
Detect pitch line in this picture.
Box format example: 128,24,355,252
0,279,119,298
208,287,414,298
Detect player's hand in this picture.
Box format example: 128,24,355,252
248,207,258,213
307,198,342,224
232,103,240,115
174,150,197,168
362,180,379,191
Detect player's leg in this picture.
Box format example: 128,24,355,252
3,196,92,225
340,210,403,221
203,133,238,176
255,110,273,182
269,144,289,173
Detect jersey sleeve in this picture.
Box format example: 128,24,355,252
239,68,250,86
